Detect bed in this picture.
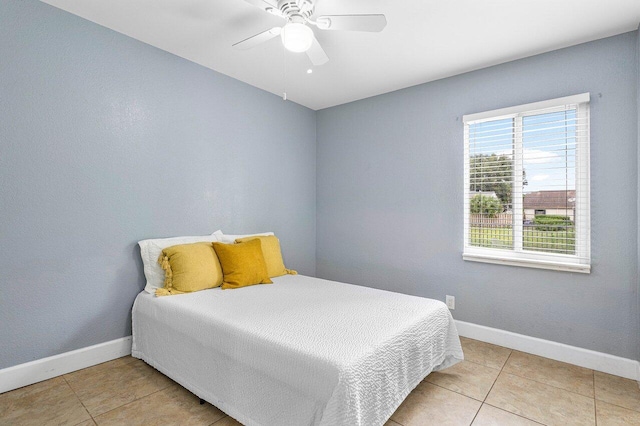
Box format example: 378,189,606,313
132,274,463,426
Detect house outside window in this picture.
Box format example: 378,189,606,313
463,94,590,273
527,192,573,221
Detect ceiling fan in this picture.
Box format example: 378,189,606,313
234,0,387,66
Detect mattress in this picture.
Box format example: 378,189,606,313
132,274,463,426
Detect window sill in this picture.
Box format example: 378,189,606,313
463,253,591,274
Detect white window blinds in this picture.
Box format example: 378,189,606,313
463,94,590,273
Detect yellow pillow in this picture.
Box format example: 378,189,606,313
156,242,223,296
235,235,297,278
212,239,273,290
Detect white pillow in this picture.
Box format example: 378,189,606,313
218,231,275,244
139,230,223,294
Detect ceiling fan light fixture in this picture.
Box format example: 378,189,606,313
281,22,313,53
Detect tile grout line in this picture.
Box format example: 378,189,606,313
480,349,544,425
471,349,513,424
425,381,485,403
429,346,515,425
464,342,640,424
481,349,551,425
61,374,95,425
463,338,629,398
385,414,405,426
455,356,505,372
425,352,506,402
494,350,597,401
466,349,514,425
74,356,175,422
593,399,640,414
483,349,513,403
86,357,225,424
497,369,595,400
591,371,640,414
427,342,511,424
467,406,481,425
209,415,230,426
489,348,598,426
593,369,597,426
481,402,547,425
88,384,171,420
64,356,144,425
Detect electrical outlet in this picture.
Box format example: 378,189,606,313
446,295,455,310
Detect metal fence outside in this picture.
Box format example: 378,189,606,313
469,221,576,254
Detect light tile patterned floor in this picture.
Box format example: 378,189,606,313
2,337,640,425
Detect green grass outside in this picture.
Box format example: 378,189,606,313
470,226,576,254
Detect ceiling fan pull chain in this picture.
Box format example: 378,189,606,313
282,44,287,101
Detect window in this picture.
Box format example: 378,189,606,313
463,94,590,273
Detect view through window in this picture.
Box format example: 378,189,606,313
463,94,590,272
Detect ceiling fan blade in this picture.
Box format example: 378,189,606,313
316,14,387,32
233,27,282,50
306,35,329,66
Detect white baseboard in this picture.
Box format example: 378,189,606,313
0,336,132,394
455,320,640,381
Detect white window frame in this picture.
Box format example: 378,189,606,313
463,93,591,273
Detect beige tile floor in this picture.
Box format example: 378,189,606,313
2,337,640,425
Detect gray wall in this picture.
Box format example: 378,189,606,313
317,33,639,359
637,26,640,362
0,1,316,369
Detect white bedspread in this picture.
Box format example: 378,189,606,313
132,274,463,426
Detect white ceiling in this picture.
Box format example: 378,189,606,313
41,0,640,110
